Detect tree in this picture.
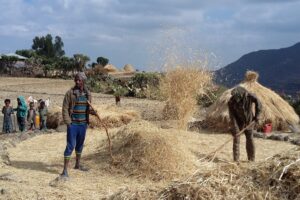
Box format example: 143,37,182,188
43,64,54,77
73,54,90,72
57,56,75,76
54,36,65,57
32,34,65,58
96,56,109,67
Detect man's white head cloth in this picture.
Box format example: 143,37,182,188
75,72,87,81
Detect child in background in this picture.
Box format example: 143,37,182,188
27,102,36,131
2,99,14,133
14,96,27,132
39,101,48,131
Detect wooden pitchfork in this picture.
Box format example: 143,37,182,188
199,121,256,162
87,101,114,162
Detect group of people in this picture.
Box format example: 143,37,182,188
1,96,48,133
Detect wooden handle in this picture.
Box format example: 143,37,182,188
86,100,114,161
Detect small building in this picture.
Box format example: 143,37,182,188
0,53,28,68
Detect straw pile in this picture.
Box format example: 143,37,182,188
160,147,300,200
205,71,299,132
123,64,135,72
160,66,212,129
104,64,118,73
105,120,196,180
89,105,140,129
46,106,63,129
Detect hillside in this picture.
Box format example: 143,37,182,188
215,42,300,95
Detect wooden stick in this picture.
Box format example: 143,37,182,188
199,121,256,162
87,100,114,161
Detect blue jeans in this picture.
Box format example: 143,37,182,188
64,124,87,158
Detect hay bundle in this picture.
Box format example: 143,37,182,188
205,71,299,132
160,147,300,200
160,66,212,129
107,120,196,180
46,106,63,129
89,105,140,129
104,64,118,73
123,64,135,72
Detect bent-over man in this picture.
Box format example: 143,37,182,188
228,86,262,162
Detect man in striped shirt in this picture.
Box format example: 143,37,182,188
61,72,93,178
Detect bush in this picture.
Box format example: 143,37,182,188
127,72,161,99
112,85,128,97
86,77,103,93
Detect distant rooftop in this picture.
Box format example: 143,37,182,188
0,53,28,60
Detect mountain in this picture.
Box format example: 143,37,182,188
215,42,300,95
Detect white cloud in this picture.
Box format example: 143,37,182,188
0,0,299,68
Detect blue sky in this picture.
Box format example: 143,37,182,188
0,0,300,70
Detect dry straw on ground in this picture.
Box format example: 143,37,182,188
205,71,299,132
160,66,212,129
89,105,140,129
160,147,300,200
101,120,196,181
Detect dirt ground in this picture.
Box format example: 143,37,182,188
0,77,298,200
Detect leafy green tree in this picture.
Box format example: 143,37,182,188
32,34,65,58
73,54,90,71
43,64,54,77
57,56,75,76
54,36,65,57
96,56,109,67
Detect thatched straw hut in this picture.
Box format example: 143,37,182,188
123,64,135,72
104,64,118,73
205,71,299,132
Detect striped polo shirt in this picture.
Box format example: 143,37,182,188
71,92,88,125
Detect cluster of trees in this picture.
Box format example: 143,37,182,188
1,34,109,77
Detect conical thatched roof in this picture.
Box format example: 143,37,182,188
104,64,118,73
123,64,135,72
205,71,299,132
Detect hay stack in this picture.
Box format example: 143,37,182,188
123,64,135,72
104,64,118,73
46,106,63,129
107,120,196,180
205,71,299,132
89,105,140,129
